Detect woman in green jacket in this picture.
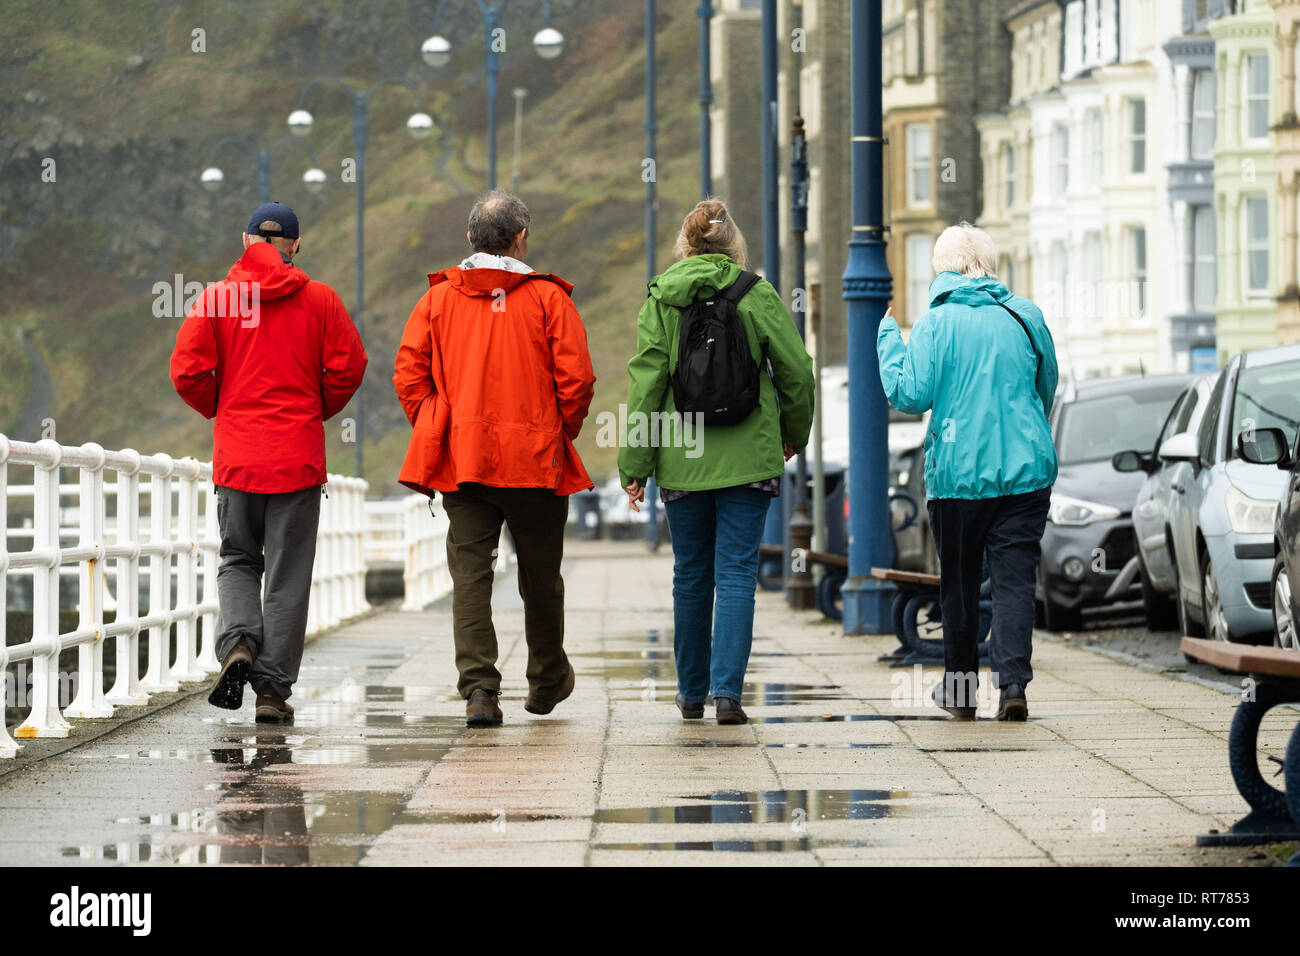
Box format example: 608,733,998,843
619,200,814,724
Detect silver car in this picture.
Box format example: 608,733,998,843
1159,345,1300,643
1111,374,1217,630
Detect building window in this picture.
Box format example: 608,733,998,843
1192,205,1216,312
1127,98,1146,174
1191,68,1216,160
1243,52,1270,141
1085,108,1103,187
1005,145,1016,209
907,123,932,207
904,9,920,75
1245,197,1269,296
1053,123,1070,195
907,234,934,319
1082,231,1102,319
1127,226,1148,318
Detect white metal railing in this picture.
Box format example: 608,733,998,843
0,435,368,757
363,495,513,612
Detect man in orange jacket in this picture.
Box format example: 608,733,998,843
394,190,596,727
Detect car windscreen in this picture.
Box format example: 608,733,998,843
1230,359,1300,456
1056,386,1186,466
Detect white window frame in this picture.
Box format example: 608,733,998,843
1005,144,1017,209
906,233,934,319
1191,68,1216,160
1128,225,1148,318
1244,196,1269,297
1243,52,1270,143
1127,97,1146,175
1192,205,1216,313
1053,123,1070,196
907,123,932,208
1085,108,1103,187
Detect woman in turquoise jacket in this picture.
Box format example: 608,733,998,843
877,222,1058,722
620,199,814,725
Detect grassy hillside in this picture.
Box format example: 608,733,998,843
0,0,714,495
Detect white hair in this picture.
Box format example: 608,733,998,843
931,221,997,279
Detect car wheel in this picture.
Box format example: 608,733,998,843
1137,551,1178,632
1200,550,1232,643
1274,554,1298,651
1042,597,1081,633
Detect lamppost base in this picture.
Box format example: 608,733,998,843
785,507,815,610
841,575,896,635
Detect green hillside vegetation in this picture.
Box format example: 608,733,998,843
0,0,719,495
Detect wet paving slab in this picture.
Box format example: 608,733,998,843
0,541,1285,866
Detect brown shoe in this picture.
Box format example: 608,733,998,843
524,662,575,715
466,688,503,727
254,687,294,723
208,640,253,710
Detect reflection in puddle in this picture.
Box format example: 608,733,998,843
597,789,909,825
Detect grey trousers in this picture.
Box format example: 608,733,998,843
214,485,321,700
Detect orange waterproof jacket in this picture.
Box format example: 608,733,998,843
393,264,596,497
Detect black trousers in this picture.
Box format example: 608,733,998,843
927,487,1051,694
215,485,321,700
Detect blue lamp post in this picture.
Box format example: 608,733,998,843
786,113,814,609
697,1,714,199
421,0,565,190
643,0,660,547
288,77,434,478
200,136,326,204
840,0,895,634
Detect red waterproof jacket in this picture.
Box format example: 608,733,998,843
393,264,595,497
169,241,367,493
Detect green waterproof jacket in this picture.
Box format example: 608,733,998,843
617,254,815,490
877,270,1059,500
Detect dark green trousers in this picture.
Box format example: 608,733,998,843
441,483,570,699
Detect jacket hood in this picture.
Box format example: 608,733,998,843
647,253,742,309
428,266,574,297
928,270,1012,308
226,240,310,300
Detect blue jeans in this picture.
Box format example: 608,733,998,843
663,486,772,703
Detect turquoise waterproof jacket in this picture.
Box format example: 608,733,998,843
617,254,814,490
877,271,1058,500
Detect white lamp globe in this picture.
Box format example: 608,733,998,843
407,112,434,139
200,167,224,192
302,167,327,194
287,109,314,137
533,27,563,60
421,35,452,68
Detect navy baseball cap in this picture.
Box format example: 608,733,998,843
247,201,300,239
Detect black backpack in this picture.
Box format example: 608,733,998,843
670,270,763,426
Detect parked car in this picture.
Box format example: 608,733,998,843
1236,422,1300,650
1157,344,1300,643
1037,374,1193,631
1111,374,1217,629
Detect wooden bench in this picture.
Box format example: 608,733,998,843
1180,636,1300,854
870,567,992,667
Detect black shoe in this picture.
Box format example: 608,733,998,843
715,697,748,725
931,680,976,720
997,683,1028,721
208,640,252,710
675,693,704,720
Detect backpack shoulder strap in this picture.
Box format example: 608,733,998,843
718,270,762,305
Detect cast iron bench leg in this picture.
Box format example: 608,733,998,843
1197,679,1300,847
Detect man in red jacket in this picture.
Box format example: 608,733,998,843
171,202,366,723
394,190,595,728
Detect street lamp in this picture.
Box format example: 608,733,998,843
199,135,324,204
422,0,567,189
785,113,814,610
840,0,895,634
289,75,435,478
697,1,714,199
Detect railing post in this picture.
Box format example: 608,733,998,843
17,439,72,738
141,456,179,692
106,449,148,705
0,437,19,756
66,442,113,718
195,479,220,672
171,460,204,681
